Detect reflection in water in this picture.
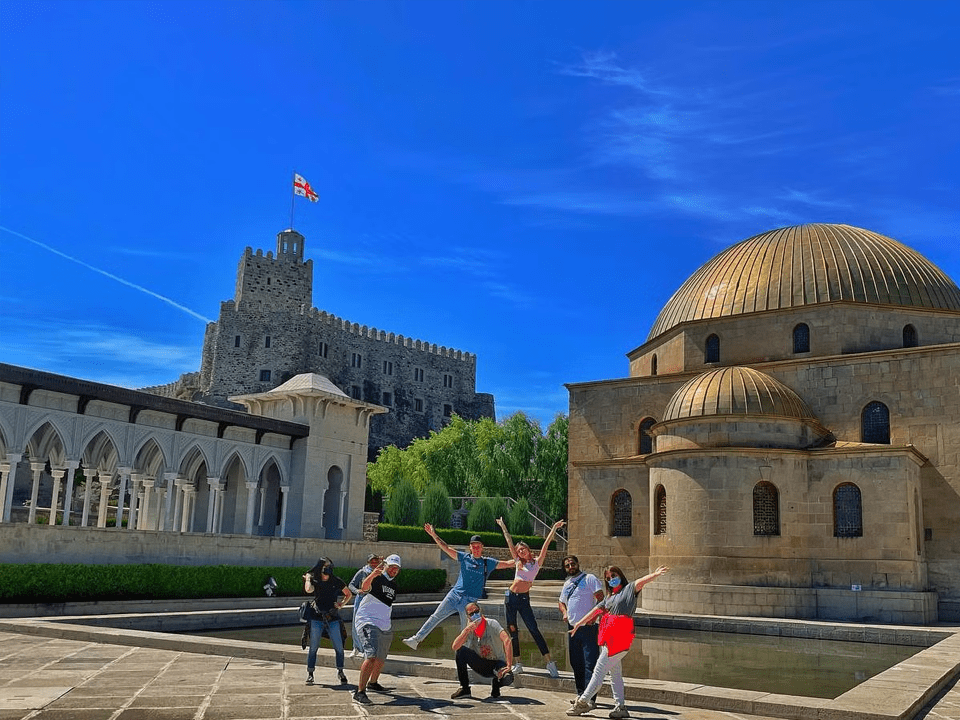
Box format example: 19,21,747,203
187,617,920,698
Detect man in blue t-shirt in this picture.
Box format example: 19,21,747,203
402,523,514,650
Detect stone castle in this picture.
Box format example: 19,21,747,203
148,229,495,457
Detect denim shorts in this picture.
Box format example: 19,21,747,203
358,624,393,661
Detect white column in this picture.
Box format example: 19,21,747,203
244,481,258,535
257,488,267,533
205,478,221,532
96,477,110,528
60,461,80,526
128,476,144,530
214,487,225,533
161,473,178,531
81,471,97,527
137,478,155,530
1,453,23,523
116,467,133,529
48,467,64,525
173,480,186,531
338,490,347,531
28,462,45,524
279,485,290,538
183,487,197,532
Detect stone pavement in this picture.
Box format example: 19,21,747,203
0,630,785,720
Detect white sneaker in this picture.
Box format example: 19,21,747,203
546,660,559,678
349,649,361,659
402,636,419,650
567,698,592,716
511,663,523,674
609,703,630,719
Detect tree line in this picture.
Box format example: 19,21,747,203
366,412,568,533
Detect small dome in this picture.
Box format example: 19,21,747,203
649,224,960,340
663,366,816,422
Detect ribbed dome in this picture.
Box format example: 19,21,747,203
663,366,816,422
648,224,960,340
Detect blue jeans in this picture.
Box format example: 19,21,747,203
504,590,549,657
567,622,600,695
410,589,473,642
307,617,344,672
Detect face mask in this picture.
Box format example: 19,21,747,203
607,576,622,589
469,612,481,622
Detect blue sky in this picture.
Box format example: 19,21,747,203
1,1,958,427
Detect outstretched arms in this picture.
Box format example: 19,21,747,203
424,523,459,561
495,517,518,559
536,519,565,565
633,565,669,593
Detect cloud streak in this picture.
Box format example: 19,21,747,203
1,226,214,324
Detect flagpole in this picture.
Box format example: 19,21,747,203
290,172,296,230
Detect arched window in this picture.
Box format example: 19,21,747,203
834,483,863,538
793,323,810,354
903,324,918,348
612,489,632,537
651,354,658,376
654,485,666,535
638,417,656,455
861,401,890,444
753,481,780,536
705,334,720,363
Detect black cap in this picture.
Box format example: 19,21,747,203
469,535,483,544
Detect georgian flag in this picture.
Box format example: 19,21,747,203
294,174,319,202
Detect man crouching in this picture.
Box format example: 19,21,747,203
450,601,515,699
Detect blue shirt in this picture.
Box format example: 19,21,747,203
452,550,498,598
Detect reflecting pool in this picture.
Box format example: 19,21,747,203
187,617,921,698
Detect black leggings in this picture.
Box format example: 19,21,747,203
504,590,549,657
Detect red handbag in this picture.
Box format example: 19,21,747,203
597,612,634,655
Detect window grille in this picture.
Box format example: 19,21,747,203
861,401,890,444
753,481,780,536
414,398,424,412
654,485,666,535
834,483,863,537
612,489,632,537
793,323,810,353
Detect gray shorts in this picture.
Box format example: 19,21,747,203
358,624,393,661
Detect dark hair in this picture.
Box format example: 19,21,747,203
562,555,580,566
603,565,628,596
310,556,334,578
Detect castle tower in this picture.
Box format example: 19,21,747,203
234,229,313,312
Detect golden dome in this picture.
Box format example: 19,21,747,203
648,224,960,340
662,366,816,422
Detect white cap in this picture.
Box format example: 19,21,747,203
385,554,402,568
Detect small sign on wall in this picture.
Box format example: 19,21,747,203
851,584,862,592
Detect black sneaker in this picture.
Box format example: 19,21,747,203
338,669,347,684
367,681,388,692
353,690,372,704
305,673,314,686
450,686,472,699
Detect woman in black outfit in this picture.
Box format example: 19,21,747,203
303,556,352,686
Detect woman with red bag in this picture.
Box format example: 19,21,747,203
566,564,669,719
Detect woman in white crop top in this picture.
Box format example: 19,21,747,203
496,517,565,677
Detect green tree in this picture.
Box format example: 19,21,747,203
507,497,533,536
384,477,420,526
420,483,454,528
467,497,497,532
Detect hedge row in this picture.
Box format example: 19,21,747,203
0,563,446,605
377,524,558,549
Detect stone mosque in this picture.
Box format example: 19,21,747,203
567,223,960,623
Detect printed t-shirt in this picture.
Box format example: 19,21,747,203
354,574,398,632
465,617,507,662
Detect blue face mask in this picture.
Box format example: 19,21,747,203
469,612,482,622
607,576,622,589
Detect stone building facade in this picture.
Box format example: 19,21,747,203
567,224,960,623
148,229,495,458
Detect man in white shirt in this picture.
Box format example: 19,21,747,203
352,554,400,705
558,555,603,702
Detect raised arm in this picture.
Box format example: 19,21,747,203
495,516,518,559
633,565,669,593
360,561,385,593
535,519,565,565
424,523,459,561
